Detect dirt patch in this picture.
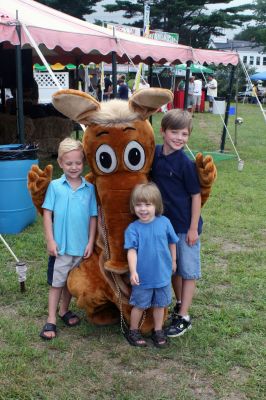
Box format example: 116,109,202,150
209,238,247,253
228,366,250,386
188,369,217,399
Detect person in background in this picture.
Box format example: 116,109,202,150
117,78,129,100
251,82,259,104
206,75,218,113
103,74,113,101
187,76,195,114
177,78,185,91
40,138,98,340
192,76,202,113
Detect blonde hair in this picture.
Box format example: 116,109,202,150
161,109,193,135
57,137,84,160
130,183,164,215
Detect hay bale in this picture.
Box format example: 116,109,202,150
31,116,74,157
0,113,35,144
0,114,73,157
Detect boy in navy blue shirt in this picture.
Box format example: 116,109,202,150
151,109,202,337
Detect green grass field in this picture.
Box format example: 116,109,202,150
0,103,265,399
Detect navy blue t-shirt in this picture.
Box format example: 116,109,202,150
151,145,203,234
118,83,129,100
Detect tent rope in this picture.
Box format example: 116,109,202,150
191,47,243,162
239,58,266,123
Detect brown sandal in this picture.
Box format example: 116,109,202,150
126,329,147,347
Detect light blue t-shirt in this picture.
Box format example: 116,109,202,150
42,174,98,256
124,215,179,289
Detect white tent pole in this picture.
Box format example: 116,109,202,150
22,23,86,132
22,24,62,90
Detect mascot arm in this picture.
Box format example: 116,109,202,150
27,164,53,215
195,153,217,207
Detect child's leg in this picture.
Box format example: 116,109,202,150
42,286,63,339
59,284,80,325
127,306,147,346
130,307,144,330
172,274,182,303
179,279,196,317
153,307,165,331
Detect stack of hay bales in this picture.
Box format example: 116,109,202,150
0,113,74,158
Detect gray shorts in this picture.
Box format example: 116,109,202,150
193,95,201,106
187,94,194,107
47,254,82,287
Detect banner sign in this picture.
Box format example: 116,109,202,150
148,31,179,44
107,23,141,36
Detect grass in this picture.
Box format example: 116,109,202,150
0,103,266,400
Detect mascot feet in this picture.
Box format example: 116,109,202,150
89,303,120,326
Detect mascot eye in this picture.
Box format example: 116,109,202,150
124,141,145,171
96,144,117,173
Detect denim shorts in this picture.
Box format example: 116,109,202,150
129,283,172,309
175,233,201,280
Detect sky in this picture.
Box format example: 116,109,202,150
86,0,254,40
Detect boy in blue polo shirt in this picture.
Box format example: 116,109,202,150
151,109,202,337
40,137,98,340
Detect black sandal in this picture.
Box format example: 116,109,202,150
151,330,168,348
60,311,80,327
40,323,57,340
126,329,147,347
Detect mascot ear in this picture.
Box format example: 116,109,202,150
52,89,100,125
129,88,173,119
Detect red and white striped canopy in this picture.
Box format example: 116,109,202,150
0,0,239,66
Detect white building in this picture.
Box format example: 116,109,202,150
209,38,266,73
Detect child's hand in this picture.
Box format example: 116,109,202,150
186,229,199,247
130,272,139,286
83,242,94,259
47,240,58,257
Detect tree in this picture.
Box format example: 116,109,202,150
103,0,255,48
214,64,256,99
35,0,101,20
234,0,266,49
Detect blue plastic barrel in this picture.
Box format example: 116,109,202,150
0,144,38,234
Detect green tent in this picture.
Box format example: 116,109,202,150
175,63,214,74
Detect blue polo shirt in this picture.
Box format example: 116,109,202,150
151,145,203,234
42,175,98,256
124,215,179,288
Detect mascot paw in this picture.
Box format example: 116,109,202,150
28,164,53,215
195,153,217,207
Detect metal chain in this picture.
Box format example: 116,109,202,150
99,206,146,333
99,206,110,260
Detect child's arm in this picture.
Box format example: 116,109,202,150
83,216,97,258
43,209,58,256
127,248,139,286
187,193,201,246
169,243,177,273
